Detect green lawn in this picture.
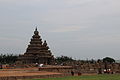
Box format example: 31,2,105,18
30,74,120,80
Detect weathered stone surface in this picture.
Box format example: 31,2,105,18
18,28,54,65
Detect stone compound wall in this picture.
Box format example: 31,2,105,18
48,63,120,74
38,66,74,73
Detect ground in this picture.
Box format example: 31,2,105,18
0,67,120,80
0,67,61,77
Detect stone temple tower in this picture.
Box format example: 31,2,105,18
18,28,54,65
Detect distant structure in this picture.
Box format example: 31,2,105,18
18,28,54,65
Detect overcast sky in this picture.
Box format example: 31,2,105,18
0,0,120,60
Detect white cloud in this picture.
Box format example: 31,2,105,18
51,26,81,32
0,37,24,47
64,0,95,6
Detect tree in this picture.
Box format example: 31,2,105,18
55,55,74,64
103,57,115,63
0,54,18,64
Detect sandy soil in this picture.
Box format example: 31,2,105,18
0,67,61,77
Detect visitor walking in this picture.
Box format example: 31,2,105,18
71,71,74,76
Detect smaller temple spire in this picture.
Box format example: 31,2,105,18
43,40,47,46
42,40,49,50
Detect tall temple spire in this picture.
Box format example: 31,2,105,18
18,28,54,64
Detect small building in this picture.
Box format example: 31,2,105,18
18,28,54,65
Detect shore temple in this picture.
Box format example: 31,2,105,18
18,28,54,65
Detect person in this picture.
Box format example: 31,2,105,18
0,64,2,69
78,72,82,76
71,70,74,76
39,64,44,67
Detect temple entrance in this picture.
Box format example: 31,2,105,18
34,58,39,63
47,58,51,65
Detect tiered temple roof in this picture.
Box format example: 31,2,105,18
18,28,54,64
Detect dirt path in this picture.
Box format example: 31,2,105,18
0,68,61,77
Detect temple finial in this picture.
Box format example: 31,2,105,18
34,27,39,35
35,27,37,31
44,40,46,43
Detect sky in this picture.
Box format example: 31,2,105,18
0,0,120,60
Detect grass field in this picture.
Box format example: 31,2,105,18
30,74,120,80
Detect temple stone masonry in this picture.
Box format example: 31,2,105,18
18,28,54,65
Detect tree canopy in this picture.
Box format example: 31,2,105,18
0,54,18,64
103,57,115,63
55,55,74,64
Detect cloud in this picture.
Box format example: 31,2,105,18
51,26,81,32
64,0,95,6
0,37,25,47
